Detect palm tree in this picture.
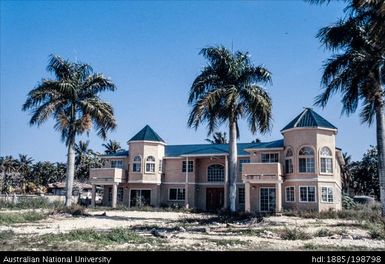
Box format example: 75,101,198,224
341,152,352,195
0,156,19,193
102,139,122,154
205,132,228,144
188,46,273,212
311,1,385,215
251,138,261,143
22,55,117,206
17,154,34,191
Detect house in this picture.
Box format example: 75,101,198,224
89,108,344,212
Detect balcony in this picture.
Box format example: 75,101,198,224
242,163,283,183
89,168,126,185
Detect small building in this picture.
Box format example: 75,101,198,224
47,182,93,196
89,108,344,212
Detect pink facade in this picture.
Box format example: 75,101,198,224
90,109,343,213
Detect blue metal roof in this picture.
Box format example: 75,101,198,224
128,125,165,143
99,139,284,158
281,108,337,132
100,150,129,157
165,139,284,157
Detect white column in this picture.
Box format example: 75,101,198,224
276,182,282,212
185,156,189,208
245,182,250,212
111,184,117,208
91,184,96,208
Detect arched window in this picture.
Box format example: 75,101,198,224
320,147,333,173
285,148,294,174
145,156,156,173
298,147,315,173
207,164,224,182
132,156,141,172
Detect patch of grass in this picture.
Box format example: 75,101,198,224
131,224,179,232
367,223,385,240
303,243,319,250
42,228,161,246
178,211,262,225
336,227,349,236
209,238,248,247
0,230,15,240
0,197,62,210
0,211,47,225
280,227,311,240
315,228,333,237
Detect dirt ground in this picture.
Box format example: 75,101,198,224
0,209,384,251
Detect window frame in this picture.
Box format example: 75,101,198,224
320,147,333,174
285,186,295,203
299,186,316,203
261,153,279,163
132,155,142,173
182,160,194,173
168,188,186,201
207,164,225,182
321,186,334,203
111,160,123,169
145,156,156,173
298,146,315,173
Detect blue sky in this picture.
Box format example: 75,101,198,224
0,0,374,162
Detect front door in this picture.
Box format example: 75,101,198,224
260,187,276,212
206,188,224,211
130,189,151,207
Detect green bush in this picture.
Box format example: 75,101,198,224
342,195,356,210
367,223,385,240
0,197,63,210
0,211,47,224
0,230,15,240
315,228,332,237
280,227,311,240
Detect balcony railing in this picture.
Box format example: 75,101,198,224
242,163,282,182
90,168,125,184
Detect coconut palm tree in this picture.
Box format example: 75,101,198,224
311,1,385,215
188,45,273,212
102,139,122,154
22,55,117,206
341,152,352,195
17,154,34,191
205,132,228,144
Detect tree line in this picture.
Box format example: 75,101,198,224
0,140,123,194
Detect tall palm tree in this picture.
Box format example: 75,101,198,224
17,154,34,191
311,0,385,215
188,46,273,212
205,132,228,144
22,55,117,206
102,139,122,154
341,152,352,195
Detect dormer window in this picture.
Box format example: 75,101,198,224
285,148,293,174
132,156,141,172
145,156,156,173
320,147,333,173
299,147,315,173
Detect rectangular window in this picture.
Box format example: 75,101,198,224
239,159,250,172
159,160,163,173
321,186,334,203
261,153,279,163
133,163,141,172
238,188,245,204
299,158,315,173
111,160,123,168
321,158,333,173
285,159,293,174
169,188,185,201
117,187,124,202
182,161,193,172
300,186,316,202
285,186,295,202
146,163,155,173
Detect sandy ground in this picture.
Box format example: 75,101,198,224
0,210,384,251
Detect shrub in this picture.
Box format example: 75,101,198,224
367,223,385,240
0,230,15,240
342,195,356,210
280,227,311,240
315,228,332,237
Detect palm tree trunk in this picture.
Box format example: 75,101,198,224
65,136,76,207
228,121,238,212
375,104,385,217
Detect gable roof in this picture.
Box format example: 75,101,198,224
165,139,284,157
128,125,165,143
281,108,337,132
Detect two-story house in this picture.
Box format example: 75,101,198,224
89,108,344,212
